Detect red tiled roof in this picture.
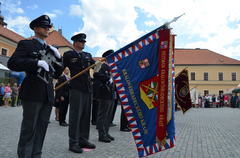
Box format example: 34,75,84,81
175,49,240,65
0,26,24,43
45,30,73,48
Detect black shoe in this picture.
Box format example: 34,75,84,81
79,141,96,149
69,145,83,153
120,127,131,132
99,136,111,143
60,122,69,127
109,123,117,127
107,134,115,141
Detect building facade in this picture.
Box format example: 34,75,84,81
175,49,240,96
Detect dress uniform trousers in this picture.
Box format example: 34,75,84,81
68,89,91,146
91,99,98,125
17,101,52,158
97,99,114,137
120,105,129,130
59,98,69,124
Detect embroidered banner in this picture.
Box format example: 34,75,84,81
175,69,192,113
106,26,175,157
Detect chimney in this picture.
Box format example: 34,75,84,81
58,28,62,35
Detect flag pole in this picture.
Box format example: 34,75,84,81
163,13,185,28
55,58,105,91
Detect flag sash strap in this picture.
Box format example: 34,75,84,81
156,29,170,145
106,28,175,158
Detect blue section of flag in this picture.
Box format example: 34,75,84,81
106,25,175,157
114,39,159,146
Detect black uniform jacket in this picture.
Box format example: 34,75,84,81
7,39,63,104
55,75,69,100
93,63,114,100
63,50,95,92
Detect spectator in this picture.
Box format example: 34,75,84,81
212,95,216,108
0,83,5,106
224,95,229,106
3,83,12,107
219,93,224,107
11,83,19,107
204,94,211,108
230,93,239,108
198,96,202,108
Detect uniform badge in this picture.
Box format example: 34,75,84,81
70,58,78,63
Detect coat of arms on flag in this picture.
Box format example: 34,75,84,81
106,25,176,157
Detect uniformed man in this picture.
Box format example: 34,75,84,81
63,33,96,153
55,67,70,126
7,15,63,158
94,50,115,143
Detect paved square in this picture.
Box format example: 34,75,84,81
0,106,240,158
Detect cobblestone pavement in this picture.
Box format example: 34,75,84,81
0,106,240,158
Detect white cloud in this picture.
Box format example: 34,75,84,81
69,4,83,17
27,4,38,10
69,0,143,56
6,16,31,36
14,8,24,14
53,9,63,15
44,12,57,19
145,21,156,27
167,0,240,59
44,9,63,19
3,0,240,60
3,0,24,14
70,0,240,59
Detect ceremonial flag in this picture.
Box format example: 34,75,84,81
175,69,192,113
106,26,175,157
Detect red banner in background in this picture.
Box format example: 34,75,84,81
175,69,192,113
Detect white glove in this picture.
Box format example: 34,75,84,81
89,68,94,79
94,60,103,72
95,60,102,66
49,45,61,59
109,77,113,84
37,60,49,72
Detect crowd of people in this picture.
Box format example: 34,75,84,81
196,93,240,108
0,82,20,107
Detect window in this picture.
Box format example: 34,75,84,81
204,90,209,96
232,72,236,81
218,72,223,81
191,72,195,81
1,48,7,56
204,72,208,81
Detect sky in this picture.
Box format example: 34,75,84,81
1,0,240,60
